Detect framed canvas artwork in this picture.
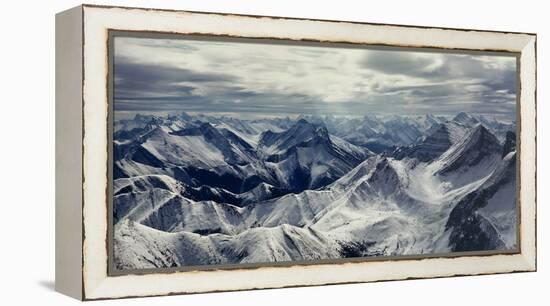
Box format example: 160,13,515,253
55,5,537,300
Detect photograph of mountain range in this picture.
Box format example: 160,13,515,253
111,35,518,271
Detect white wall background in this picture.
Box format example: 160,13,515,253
0,0,546,305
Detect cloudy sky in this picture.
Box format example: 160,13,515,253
114,36,517,120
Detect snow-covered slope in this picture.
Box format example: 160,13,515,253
445,151,517,251
115,219,340,270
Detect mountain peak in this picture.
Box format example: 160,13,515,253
196,122,228,143
392,123,452,162
199,121,215,130
453,112,479,125
134,113,153,121
469,123,495,142
436,123,502,175
364,158,401,195
179,111,192,120
453,111,470,119
464,124,500,151
289,118,316,133
170,121,224,142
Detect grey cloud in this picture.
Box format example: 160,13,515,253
482,69,517,94
361,52,516,117
361,51,437,77
114,56,236,99
114,37,517,120
115,91,318,114
362,52,516,86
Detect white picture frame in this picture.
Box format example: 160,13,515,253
55,4,536,300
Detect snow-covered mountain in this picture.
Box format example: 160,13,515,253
114,114,372,205
297,114,447,153
113,112,518,270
